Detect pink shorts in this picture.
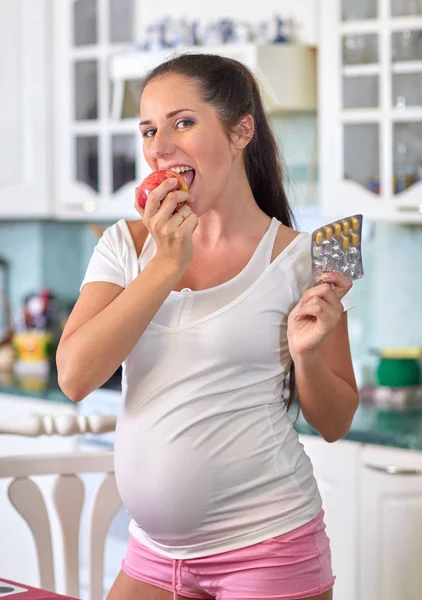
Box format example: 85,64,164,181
121,509,335,600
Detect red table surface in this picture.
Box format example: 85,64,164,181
0,580,79,600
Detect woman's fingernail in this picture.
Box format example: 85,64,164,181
321,272,332,280
168,178,178,185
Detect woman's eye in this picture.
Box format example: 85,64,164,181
142,129,155,139
176,119,194,129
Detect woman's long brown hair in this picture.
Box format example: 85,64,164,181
141,53,298,410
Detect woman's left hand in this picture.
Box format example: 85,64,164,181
287,272,353,360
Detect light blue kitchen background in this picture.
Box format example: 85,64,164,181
1,112,421,385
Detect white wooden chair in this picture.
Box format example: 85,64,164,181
0,414,121,600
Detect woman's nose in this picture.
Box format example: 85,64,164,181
151,130,176,159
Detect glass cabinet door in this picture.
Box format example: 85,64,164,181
111,134,136,193
392,123,422,193
391,0,422,17
340,0,381,194
73,0,97,46
390,3,422,196
75,136,99,192
341,0,378,21
65,0,139,213
344,124,381,193
74,61,98,120
109,0,136,43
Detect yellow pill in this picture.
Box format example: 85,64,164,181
342,220,350,235
350,232,359,246
351,216,360,231
324,226,333,240
315,230,323,244
333,223,342,236
341,234,350,249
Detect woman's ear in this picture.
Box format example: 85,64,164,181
231,114,255,150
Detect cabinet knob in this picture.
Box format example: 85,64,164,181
365,463,422,476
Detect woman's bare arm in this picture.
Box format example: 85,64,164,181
56,256,184,402
293,313,359,442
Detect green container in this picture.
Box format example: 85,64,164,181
376,358,421,387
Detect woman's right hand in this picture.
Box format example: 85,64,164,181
135,177,198,272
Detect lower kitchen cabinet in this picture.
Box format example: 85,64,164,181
359,445,422,600
1,400,422,599
299,435,360,600
0,394,77,591
300,434,422,600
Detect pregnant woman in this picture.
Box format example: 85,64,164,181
57,53,359,600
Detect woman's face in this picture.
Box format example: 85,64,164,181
139,74,238,215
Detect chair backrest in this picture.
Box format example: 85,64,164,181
0,414,120,600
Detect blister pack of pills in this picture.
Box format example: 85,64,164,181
311,214,364,285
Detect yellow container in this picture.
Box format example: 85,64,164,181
12,331,54,362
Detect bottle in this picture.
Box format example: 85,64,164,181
394,141,413,193
0,258,10,344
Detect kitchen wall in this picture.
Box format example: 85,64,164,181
0,220,99,317
0,196,420,388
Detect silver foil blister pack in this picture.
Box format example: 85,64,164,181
311,214,364,285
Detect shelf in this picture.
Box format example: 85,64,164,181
340,21,381,35
70,119,140,135
70,44,130,61
389,16,422,31
339,108,422,122
392,61,422,74
107,119,140,132
70,122,102,135
343,64,380,77
391,107,422,121
340,109,380,123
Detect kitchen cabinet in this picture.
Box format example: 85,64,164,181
0,0,52,218
52,0,141,221
300,434,422,600
359,444,422,600
53,0,318,221
0,394,77,590
299,435,360,600
319,0,422,223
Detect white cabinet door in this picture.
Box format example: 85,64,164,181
0,394,77,590
318,0,422,223
360,444,422,600
299,435,361,600
0,0,52,218
53,0,140,221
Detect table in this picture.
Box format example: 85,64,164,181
0,580,78,599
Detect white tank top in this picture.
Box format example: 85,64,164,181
81,218,354,559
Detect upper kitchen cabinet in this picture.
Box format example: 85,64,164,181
53,0,141,220
0,0,52,218
319,0,422,223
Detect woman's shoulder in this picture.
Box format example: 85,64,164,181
271,222,310,264
98,218,149,259
124,219,149,257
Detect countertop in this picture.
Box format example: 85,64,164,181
1,371,422,451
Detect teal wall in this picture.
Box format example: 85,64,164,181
0,217,421,380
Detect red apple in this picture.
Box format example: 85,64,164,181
135,169,189,211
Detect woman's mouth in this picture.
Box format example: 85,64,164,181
171,166,196,189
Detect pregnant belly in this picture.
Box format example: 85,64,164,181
113,410,284,546
115,433,213,544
